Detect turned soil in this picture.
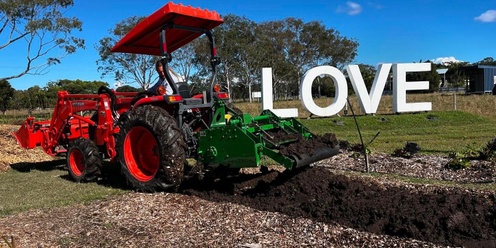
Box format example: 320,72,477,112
182,133,496,246
181,131,496,247
181,166,496,247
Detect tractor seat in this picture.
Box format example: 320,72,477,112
177,82,190,98
177,82,202,105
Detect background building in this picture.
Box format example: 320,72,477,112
461,65,496,94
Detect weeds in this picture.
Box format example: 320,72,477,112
445,142,486,170
446,152,471,170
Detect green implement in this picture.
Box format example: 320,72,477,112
197,105,340,170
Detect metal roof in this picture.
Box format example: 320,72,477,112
436,69,448,74
111,2,223,55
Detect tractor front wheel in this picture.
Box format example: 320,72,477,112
67,138,102,182
117,105,186,192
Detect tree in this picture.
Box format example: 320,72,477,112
256,18,358,99
209,15,359,101
193,14,260,102
96,16,157,90
116,85,140,92
311,76,337,98
9,89,28,113
170,40,202,85
0,0,85,80
24,85,46,113
46,79,108,94
218,15,260,102
428,63,442,92
474,57,496,66
444,61,469,89
256,21,294,100
0,80,14,114
357,64,377,91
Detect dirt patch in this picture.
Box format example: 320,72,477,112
183,166,496,247
269,130,338,158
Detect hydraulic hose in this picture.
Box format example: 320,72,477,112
98,86,118,119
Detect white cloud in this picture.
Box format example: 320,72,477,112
431,56,462,65
337,1,363,15
367,2,383,10
347,2,362,15
475,10,496,22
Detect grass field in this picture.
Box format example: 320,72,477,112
235,92,496,154
300,111,496,154
0,161,125,217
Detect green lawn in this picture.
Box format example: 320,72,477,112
300,111,496,154
0,160,126,217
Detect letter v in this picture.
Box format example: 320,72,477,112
346,64,392,114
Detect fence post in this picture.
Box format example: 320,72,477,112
453,92,457,111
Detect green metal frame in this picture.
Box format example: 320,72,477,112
196,99,319,170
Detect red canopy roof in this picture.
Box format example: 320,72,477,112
111,2,223,55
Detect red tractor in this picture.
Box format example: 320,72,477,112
14,2,339,192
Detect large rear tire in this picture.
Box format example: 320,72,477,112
67,138,102,182
116,105,186,192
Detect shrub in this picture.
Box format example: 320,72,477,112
392,142,421,158
445,152,471,170
479,137,496,161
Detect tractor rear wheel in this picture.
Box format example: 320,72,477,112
117,105,186,192
67,138,102,182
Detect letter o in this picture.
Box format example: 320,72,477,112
300,66,348,117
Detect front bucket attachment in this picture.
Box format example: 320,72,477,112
14,117,49,149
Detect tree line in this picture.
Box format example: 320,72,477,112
1,1,495,114
0,79,109,115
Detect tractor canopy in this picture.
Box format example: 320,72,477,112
110,2,224,55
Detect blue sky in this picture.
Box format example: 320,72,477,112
2,0,496,90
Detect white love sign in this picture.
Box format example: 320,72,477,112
262,63,432,117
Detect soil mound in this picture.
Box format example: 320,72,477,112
183,166,496,247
